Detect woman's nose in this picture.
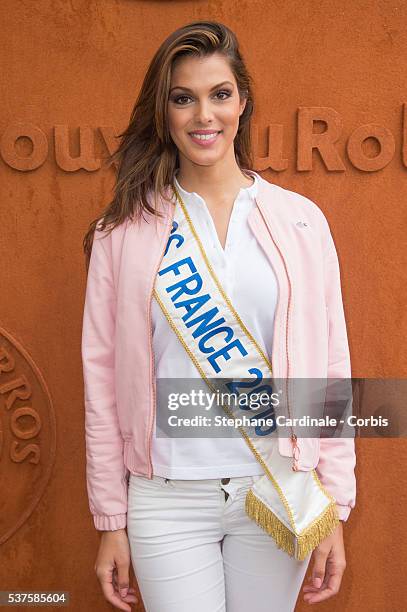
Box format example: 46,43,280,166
194,101,214,123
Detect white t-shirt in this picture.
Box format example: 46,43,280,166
151,170,278,479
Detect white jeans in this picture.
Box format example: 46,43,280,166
127,474,311,612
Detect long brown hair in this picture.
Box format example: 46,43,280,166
83,20,255,268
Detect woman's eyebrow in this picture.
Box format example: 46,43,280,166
169,80,234,94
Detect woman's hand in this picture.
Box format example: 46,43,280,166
94,528,139,611
302,521,346,605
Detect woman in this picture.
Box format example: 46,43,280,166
82,21,356,612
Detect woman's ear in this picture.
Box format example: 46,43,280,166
239,95,247,116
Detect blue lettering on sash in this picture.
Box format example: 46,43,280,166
166,272,203,301
254,406,277,435
163,220,183,257
185,308,226,338
198,326,234,353
175,295,211,321
208,339,248,374
159,256,196,278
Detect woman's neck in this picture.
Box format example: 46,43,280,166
175,165,254,203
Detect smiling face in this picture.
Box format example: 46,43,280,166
167,52,247,168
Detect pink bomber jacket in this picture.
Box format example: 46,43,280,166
81,173,357,531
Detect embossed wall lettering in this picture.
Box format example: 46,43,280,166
0,327,56,545
1,105,406,172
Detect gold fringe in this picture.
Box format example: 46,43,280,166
245,490,340,561
296,502,340,560
245,489,296,557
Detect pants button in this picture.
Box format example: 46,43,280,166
221,478,230,485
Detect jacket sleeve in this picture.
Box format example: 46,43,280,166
315,211,357,522
81,226,128,531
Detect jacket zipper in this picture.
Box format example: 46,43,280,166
255,200,300,470
147,204,176,477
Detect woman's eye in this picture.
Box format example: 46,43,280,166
216,89,232,100
173,95,191,105
171,90,232,105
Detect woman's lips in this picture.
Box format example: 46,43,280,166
188,131,222,147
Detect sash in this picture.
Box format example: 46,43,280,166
153,186,340,560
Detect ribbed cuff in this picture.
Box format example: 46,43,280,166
336,504,351,521
93,512,127,531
